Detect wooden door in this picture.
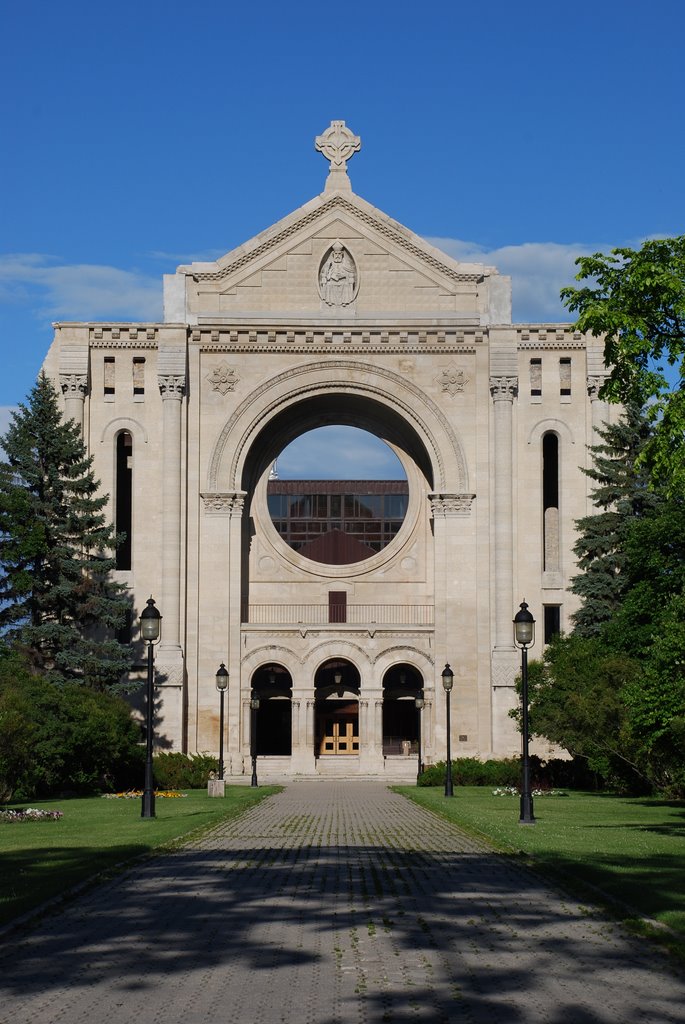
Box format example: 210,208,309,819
319,713,359,754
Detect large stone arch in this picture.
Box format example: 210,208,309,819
207,360,470,495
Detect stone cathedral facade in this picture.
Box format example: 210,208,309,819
43,122,613,779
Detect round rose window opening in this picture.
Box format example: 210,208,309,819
266,426,408,566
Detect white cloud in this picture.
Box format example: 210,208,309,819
0,406,17,437
277,427,405,480
426,236,600,323
0,254,162,322
146,248,228,264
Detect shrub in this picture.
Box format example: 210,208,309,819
152,752,219,790
419,758,520,788
0,651,143,801
418,756,605,790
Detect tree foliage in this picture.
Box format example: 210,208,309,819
517,395,685,795
570,402,658,636
520,636,644,789
0,649,143,802
0,374,131,688
522,484,685,795
561,235,685,491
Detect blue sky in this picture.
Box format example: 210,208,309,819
2,0,684,464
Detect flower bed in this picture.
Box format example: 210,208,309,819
0,808,64,823
101,790,186,799
492,786,567,797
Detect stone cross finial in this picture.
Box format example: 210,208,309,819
315,120,361,192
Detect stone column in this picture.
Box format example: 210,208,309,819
358,698,368,749
430,493,476,755
489,376,520,751
290,696,316,774
422,699,434,763
226,494,246,768
197,492,244,767
587,375,609,444
155,373,186,746
60,374,88,433
306,700,316,755
291,699,301,752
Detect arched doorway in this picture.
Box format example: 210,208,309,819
251,664,293,756
382,664,423,756
314,659,361,756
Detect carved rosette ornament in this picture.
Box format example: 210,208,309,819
158,374,186,399
201,492,246,517
437,365,469,397
430,493,476,518
489,376,518,401
60,373,88,397
207,362,239,395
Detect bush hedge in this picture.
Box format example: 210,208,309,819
418,756,602,790
152,752,219,790
0,652,143,801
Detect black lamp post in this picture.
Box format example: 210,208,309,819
250,690,260,787
216,662,229,781
415,690,425,785
513,600,536,825
442,664,454,797
140,596,162,819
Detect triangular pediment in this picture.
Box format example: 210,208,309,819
166,190,509,325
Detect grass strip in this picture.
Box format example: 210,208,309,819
0,787,279,929
396,786,685,963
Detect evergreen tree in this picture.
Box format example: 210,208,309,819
0,374,132,688
570,401,660,636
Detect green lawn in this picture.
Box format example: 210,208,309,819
0,787,278,928
397,786,685,953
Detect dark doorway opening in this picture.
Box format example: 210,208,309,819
382,664,423,755
252,665,292,756
256,699,292,756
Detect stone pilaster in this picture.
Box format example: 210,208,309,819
489,375,520,749
587,375,609,444
489,376,518,654
197,491,245,765
60,373,88,432
291,697,316,774
155,372,186,747
430,491,478,756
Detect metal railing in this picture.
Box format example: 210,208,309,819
242,604,434,626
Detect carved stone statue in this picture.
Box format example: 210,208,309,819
319,242,356,307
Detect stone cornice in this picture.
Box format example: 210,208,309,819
191,324,483,354
201,492,246,516
429,493,476,518
90,326,158,347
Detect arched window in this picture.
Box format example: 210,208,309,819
115,431,133,570
542,432,559,572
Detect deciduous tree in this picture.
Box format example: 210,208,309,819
561,235,685,491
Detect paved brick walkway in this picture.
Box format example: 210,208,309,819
1,782,683,1023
